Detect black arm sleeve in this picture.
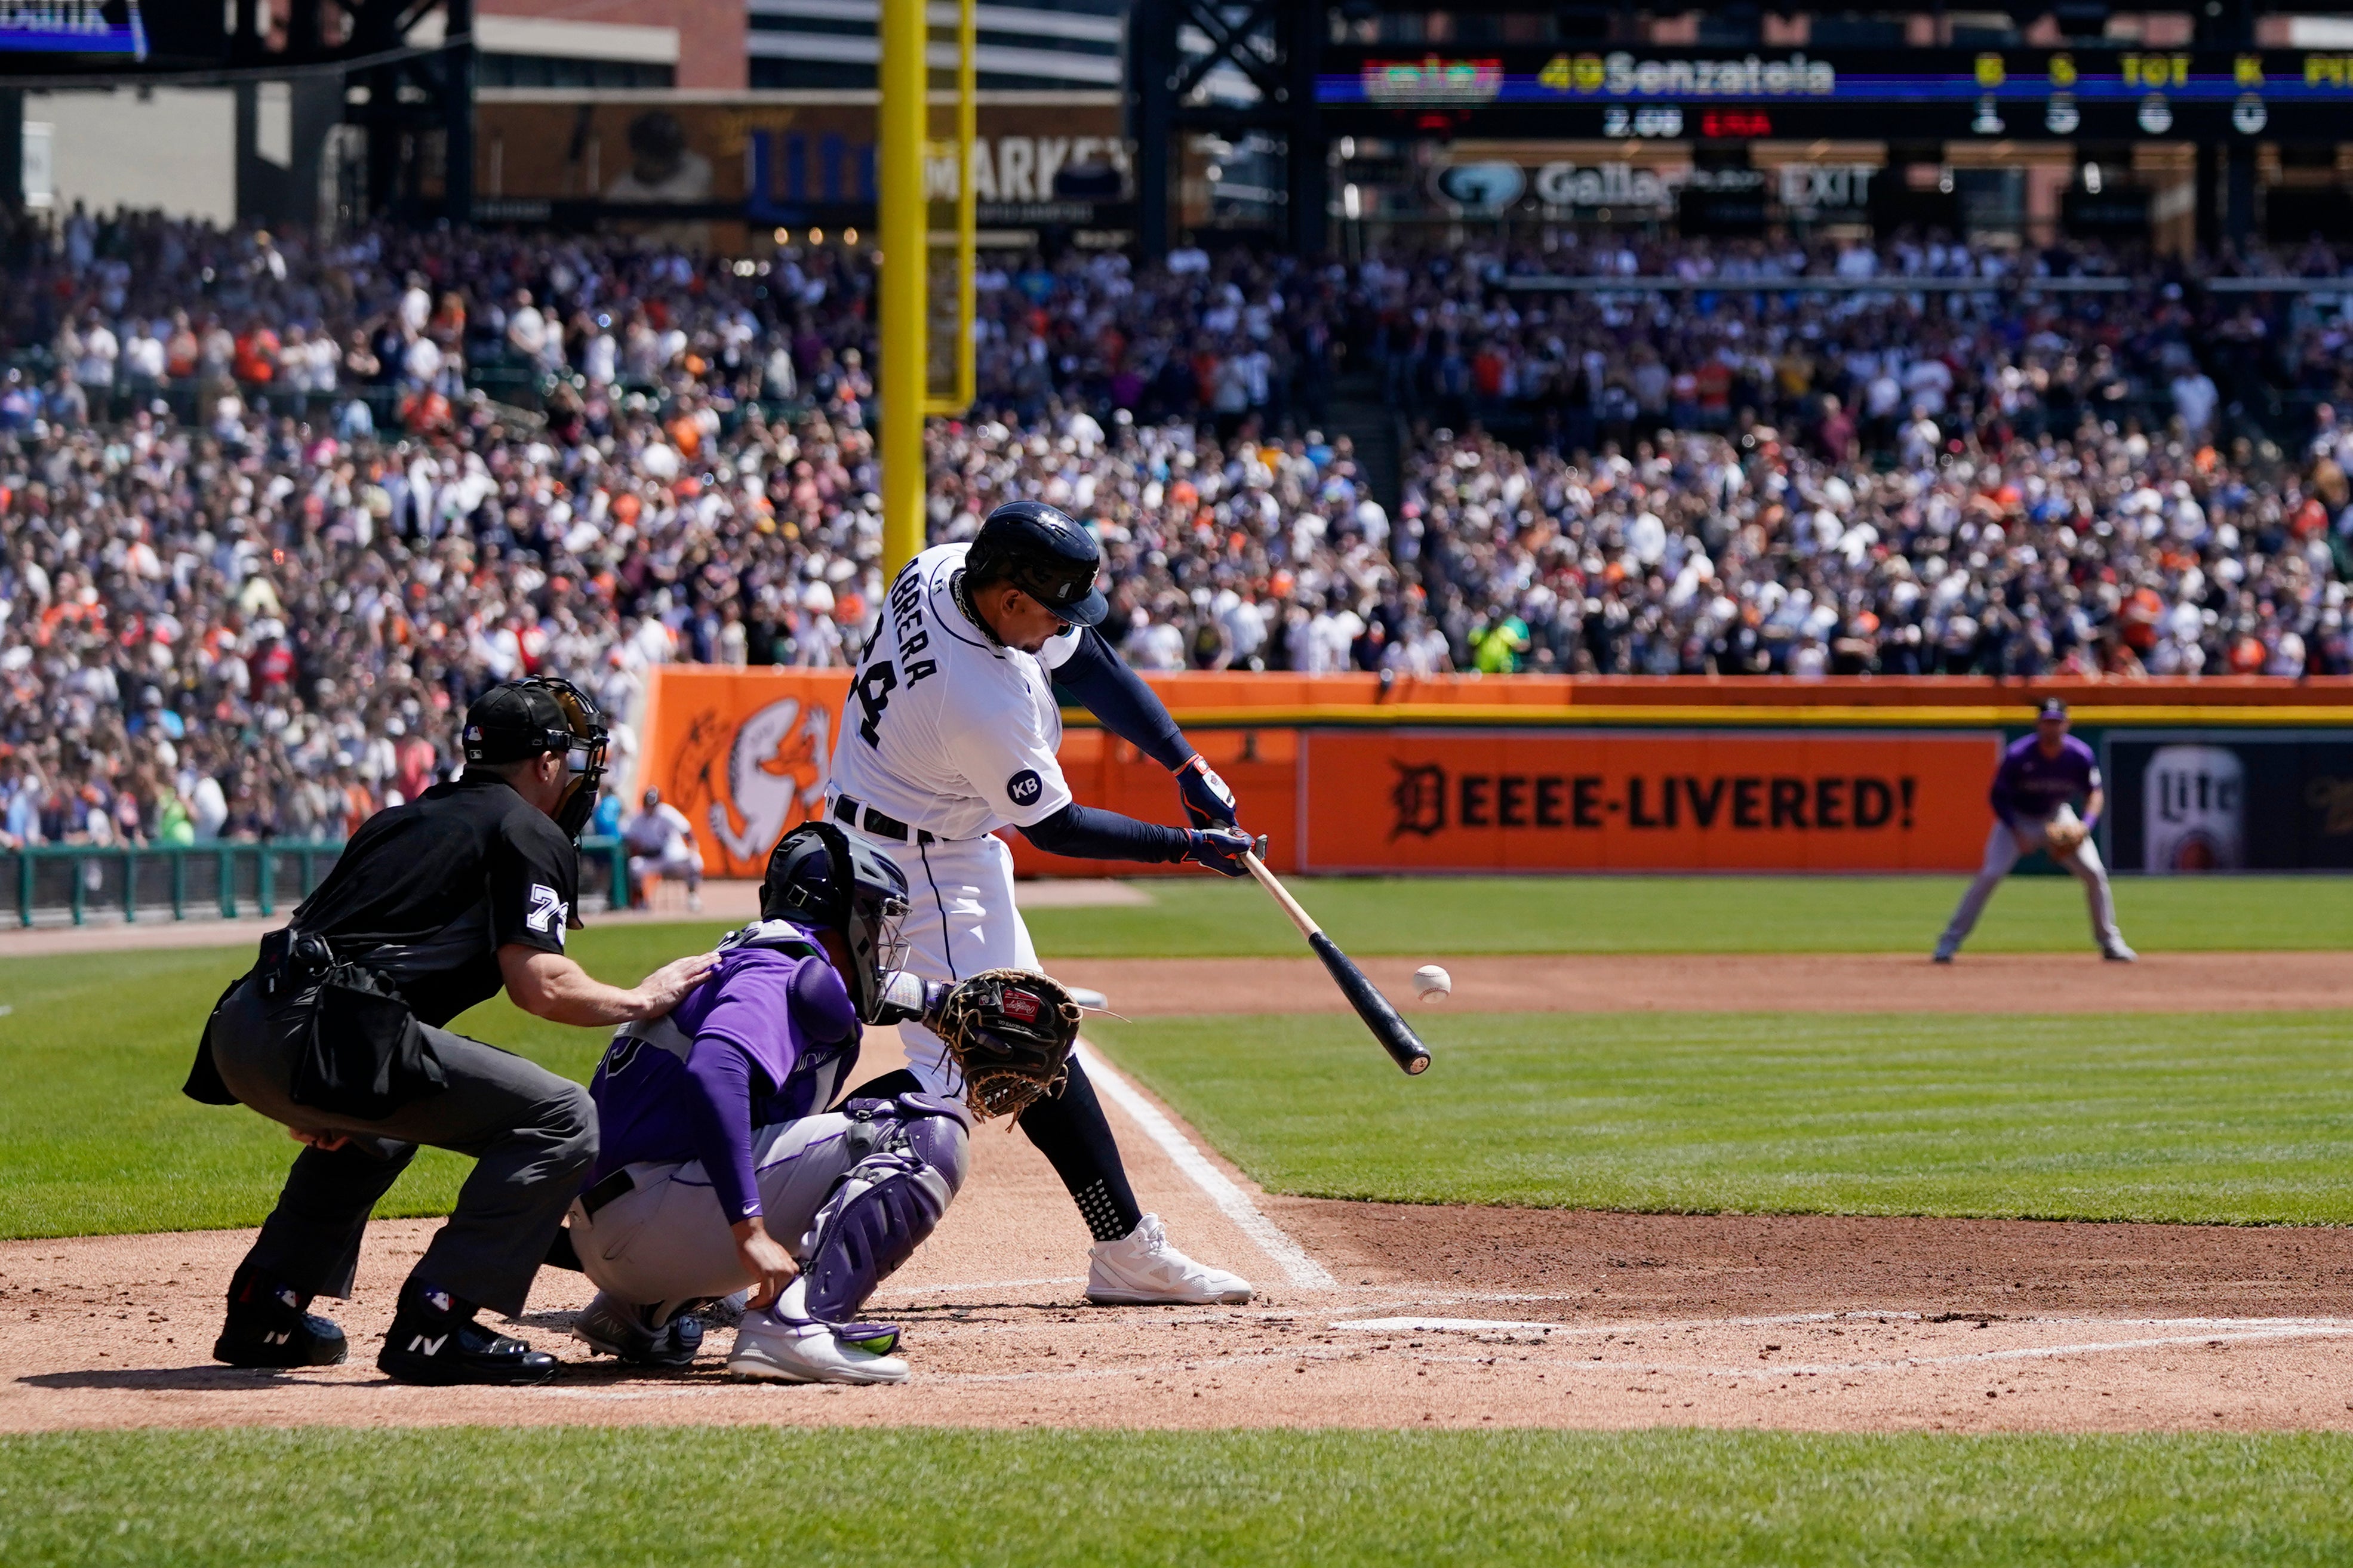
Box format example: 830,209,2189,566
1020,802,1192,864
1049,627,1192,771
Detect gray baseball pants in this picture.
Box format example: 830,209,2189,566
564,1110,878,1324
1937,812,2123,957
207,975,596,1319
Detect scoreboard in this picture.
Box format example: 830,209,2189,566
1322,46,2353,140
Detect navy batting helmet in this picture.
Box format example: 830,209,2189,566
964,500,1109,628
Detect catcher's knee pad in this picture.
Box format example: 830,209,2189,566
797,1101,968,1323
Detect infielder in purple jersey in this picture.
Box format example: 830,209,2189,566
1934,698,2135,963
563,822,974,1384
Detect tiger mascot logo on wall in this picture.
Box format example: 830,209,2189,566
668,697,833,876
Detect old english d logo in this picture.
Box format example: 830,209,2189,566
1391,761,1447,839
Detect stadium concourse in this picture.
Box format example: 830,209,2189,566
3,210,2353,852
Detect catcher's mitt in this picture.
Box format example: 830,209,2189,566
930,968,1080,1122
2046,818,2088,854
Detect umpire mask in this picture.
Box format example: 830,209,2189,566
462,676,610,840
759,821,911,1021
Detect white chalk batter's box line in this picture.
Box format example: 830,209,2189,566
1328,1310,2353,1336
521,1317,2353,1398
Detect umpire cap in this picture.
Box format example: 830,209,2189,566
964,500,1109,627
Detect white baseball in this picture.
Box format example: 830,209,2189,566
1412,964,1453,1002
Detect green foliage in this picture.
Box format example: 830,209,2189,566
1091,1009,2353,1223
7,1427,2353,1568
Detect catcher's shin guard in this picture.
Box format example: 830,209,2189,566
796,1096,968,1324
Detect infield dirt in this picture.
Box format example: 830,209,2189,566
8,967,2353,1438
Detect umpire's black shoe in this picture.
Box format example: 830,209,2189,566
213,1269,348,1369
573,1291,705,1367
377,1284,558,1386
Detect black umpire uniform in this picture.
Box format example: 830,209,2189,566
186,677,610,1386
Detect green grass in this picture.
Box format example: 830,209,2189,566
8,1427,2353,1567
0,929,725,1240
1088,1009,2353,1224
5,870,2348,1241
1020,873,2353,957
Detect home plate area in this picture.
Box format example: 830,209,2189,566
7,1027,2353,1435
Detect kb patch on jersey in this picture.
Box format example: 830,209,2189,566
1007,769,1043,806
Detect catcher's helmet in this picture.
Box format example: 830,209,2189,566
462,676,609,839
760,821,911,1021
963,500,1109,627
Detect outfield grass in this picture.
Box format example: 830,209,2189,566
0,946,626,1240
1090,1009,2353,1224
1021,874,2353,957
7,1427,2353,1567
4,871,2348,1240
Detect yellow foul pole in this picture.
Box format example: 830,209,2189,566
879,0,927,577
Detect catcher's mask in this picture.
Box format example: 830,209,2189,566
462,676,609,840
760,821,910,1021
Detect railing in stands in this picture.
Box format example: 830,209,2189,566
1,836,632,930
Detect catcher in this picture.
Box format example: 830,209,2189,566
562,822,1078,1384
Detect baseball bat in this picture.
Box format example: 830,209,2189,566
1241,852,1431,1077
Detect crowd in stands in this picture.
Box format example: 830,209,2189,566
1,203,2351,849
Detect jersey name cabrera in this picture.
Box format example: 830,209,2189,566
824,543,1079,841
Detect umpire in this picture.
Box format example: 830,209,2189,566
183,677,714,1385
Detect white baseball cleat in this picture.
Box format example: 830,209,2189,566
1087,1213,1254,1305
2102,941,2139,963
725,1313,909,1384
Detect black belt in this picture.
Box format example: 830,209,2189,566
579,1166,635,1219
833,793,936,845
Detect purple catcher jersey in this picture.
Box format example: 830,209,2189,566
587,926,863,1215
1989,734,2100,824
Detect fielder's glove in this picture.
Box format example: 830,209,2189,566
928,968,1081,1122
1182,826,1266,878
2046,819,2088,854
1173,752,1240,830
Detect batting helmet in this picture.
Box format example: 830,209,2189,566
964,500,1109,628
760,821,912,1021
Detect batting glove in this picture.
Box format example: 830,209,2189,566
1173,753,1240,830
1182,827,1265,878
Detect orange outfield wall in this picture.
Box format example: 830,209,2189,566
638,669,2353,879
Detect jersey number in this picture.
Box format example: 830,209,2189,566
855,661,898,747
853,653,938,748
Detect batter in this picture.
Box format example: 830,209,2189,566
1935,699,2135,964
825,500,1263,1305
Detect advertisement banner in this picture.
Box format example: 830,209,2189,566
636,668,849,880
1299,731,1998,873
2108,732,2353,871
473,97,1127,224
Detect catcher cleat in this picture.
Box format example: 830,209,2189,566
726,1311,909,1384
212,1270,347,1369
1087,1213,1253,1305
573,1291,704,1367
694,1289,752,1329
378,1284,558,1386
